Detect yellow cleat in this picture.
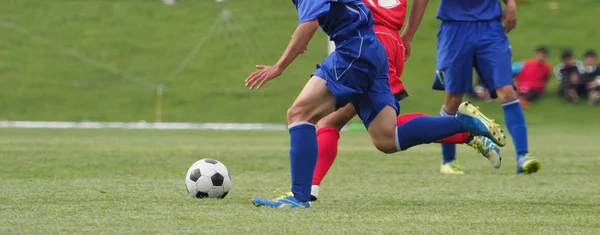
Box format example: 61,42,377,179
440,161,465,175
456,101,507,147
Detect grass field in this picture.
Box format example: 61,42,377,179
1,0,599,123
1,1,599,234
1,128,599,234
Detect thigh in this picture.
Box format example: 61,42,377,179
352,78,399,129
289,76,337,124
474,21,514,98
316,103,357,130
435,22,477,94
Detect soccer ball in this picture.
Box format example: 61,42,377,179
185,158,231,199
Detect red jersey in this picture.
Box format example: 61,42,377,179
516,59,552,93
364,0,407,31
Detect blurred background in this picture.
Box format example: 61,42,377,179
0,0,598,126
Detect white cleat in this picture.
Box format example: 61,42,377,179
468,136,501,168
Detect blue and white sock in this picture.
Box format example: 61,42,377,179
288,122,318,202
440,107,457,164
502,99,529,160
395,116,466,151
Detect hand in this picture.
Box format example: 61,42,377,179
587,81,599,89
502,1,517,33
245,65,283,90
401,36,411,62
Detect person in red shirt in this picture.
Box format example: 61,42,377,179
516,46,552,108
309,0,502,201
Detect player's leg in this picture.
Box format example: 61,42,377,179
252,76,338,208
397,113,470,144
310,104,357,200
361,79,505,154
475,20,539,174
434,21,478,174
397,112,501,168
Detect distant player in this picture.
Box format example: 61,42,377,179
246,0,506,208
309,0,502,201
432,0,540,174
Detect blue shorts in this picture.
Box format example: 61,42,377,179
433,20,513,98
313,32,399,128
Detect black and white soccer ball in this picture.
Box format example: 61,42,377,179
185,158,231,199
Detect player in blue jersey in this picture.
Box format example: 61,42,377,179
245,0,507,208
432,0,540,174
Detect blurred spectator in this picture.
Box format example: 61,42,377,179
554,49,585,102
582,50,600,104
515,46,552,108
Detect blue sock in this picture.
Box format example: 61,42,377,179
440,107,457,164
395,116,466,151
288,122,318,202
502,99,529,160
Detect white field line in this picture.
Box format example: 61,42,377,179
0,121,287,131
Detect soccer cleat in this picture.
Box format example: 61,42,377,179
456,101,507,147
468,136,502,168
252,192,310,208
440,161,465,175
516,155,541,174
310,185,319,201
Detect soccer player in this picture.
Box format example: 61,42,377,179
432,0,540,174
246,0,506,208
309,0,502,201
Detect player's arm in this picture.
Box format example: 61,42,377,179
245,0,327,90
501,0,517,32
275,21,319,71
245,21,318,90
400,0,429,61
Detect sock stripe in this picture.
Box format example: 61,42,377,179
394,127,402,151
501,99,520,106
288,121,315,129
440,106,455,116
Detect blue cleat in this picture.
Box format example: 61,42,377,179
252,192,310,208
456,101,507,147
517,154,541,174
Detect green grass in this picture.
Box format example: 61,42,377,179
0,0,599,123
1,128,599,234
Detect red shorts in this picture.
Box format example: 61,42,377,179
374,25,407,101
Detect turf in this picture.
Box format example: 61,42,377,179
1,128,599,234
0,0,599,123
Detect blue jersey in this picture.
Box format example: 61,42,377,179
436,0,502,21
292,0,374,42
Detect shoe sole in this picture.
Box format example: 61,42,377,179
458,101,507,147
521,159,541,174
487,153,502,169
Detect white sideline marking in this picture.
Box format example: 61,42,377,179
0,121,287,131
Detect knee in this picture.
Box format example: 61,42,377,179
287,104,318,125
495,85,518,103
372,136,397,154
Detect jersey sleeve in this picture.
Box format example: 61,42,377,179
296,0,330,24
